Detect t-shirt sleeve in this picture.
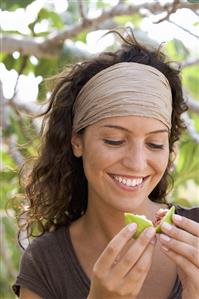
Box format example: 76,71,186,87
176,205,199,223
12,238,55,299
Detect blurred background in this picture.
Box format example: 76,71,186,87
1,0,199,298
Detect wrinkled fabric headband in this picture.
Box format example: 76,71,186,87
72,62,172,132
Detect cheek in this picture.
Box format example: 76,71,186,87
154,150,169,174
82,144,121,177
82,144,106,175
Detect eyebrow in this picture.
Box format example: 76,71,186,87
101,125,169,135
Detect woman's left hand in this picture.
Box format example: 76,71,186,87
159,214,199,299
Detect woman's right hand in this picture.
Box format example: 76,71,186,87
87,223,156,299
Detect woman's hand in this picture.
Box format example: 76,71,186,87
87,223,156,299
159,214,199,299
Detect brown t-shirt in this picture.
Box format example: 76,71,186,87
12,205,199,299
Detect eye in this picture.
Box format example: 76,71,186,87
148,143,164,150
103,139,124,146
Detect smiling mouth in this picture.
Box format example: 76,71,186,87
110,174,149,188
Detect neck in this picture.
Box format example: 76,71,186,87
78,197,163,245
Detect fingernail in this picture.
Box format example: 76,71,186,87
161,245,169,251
128,223,137,232
162,222,172,230
145,227,156,239
173,214,182,222
160,234,170,242
150,236,156,245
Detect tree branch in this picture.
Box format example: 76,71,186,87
168,19,199,39
1,35,61,58
5,135,25,166
0,80,10,130
44,1,190,47
187,97,199,114
181,58,199,68
78,0,86,19
183,88,199,114
1,35,90,59
13,55,28,97
182,112,199,143
154,0,180,24
1,1,199,58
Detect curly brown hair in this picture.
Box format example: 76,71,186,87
17,31,187,246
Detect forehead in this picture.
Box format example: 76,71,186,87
88,115,169,132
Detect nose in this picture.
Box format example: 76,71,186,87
122,142,148,172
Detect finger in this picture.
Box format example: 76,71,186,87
111,227,156,279
121,242,155,295
160,221,199,247
155,209,167,217
93,223,137,274
172,214,199,237
160,245,199,278
159,234,199,268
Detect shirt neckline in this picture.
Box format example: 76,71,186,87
64,226,91,290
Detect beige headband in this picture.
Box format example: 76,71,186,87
72,62,172,132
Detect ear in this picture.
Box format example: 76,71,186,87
71,133,83,157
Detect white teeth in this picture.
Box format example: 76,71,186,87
126,179,131,186
132,179,137,187
114,176,143,187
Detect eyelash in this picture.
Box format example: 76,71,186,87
147,143,164,149
103,139,124,146
104,139,164,149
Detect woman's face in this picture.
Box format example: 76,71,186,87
72,116,170,212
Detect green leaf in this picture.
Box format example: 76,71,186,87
2,54,33,74
96,0,110,9
173,134,199,192
1,150,16,169
172,197,196,208
34,58,59,100
182,65,199,99
190,112,199,131
66,0,79,23
38,8,64,29
114,14,143,28
187,0,199,3
73,31,87,43
37,80,48,101
3,54,16,70
58,43,89,66
0,52,7,63
34,58,59,78
165,39,190,61
1,0,34,11
0,169,18,209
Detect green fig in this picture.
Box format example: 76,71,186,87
124,206,175,238
155,206,175,233
124,213,153,239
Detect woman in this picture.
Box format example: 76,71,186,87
13,31,199,299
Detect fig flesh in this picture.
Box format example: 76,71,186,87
155,206,175,233
124,213,153,239
124,206,175,238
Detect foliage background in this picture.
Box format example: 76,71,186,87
1,0,199,298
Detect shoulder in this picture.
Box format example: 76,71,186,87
174,205,199,223
13,226,69,298
26,225,65,248
21,226,67,265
